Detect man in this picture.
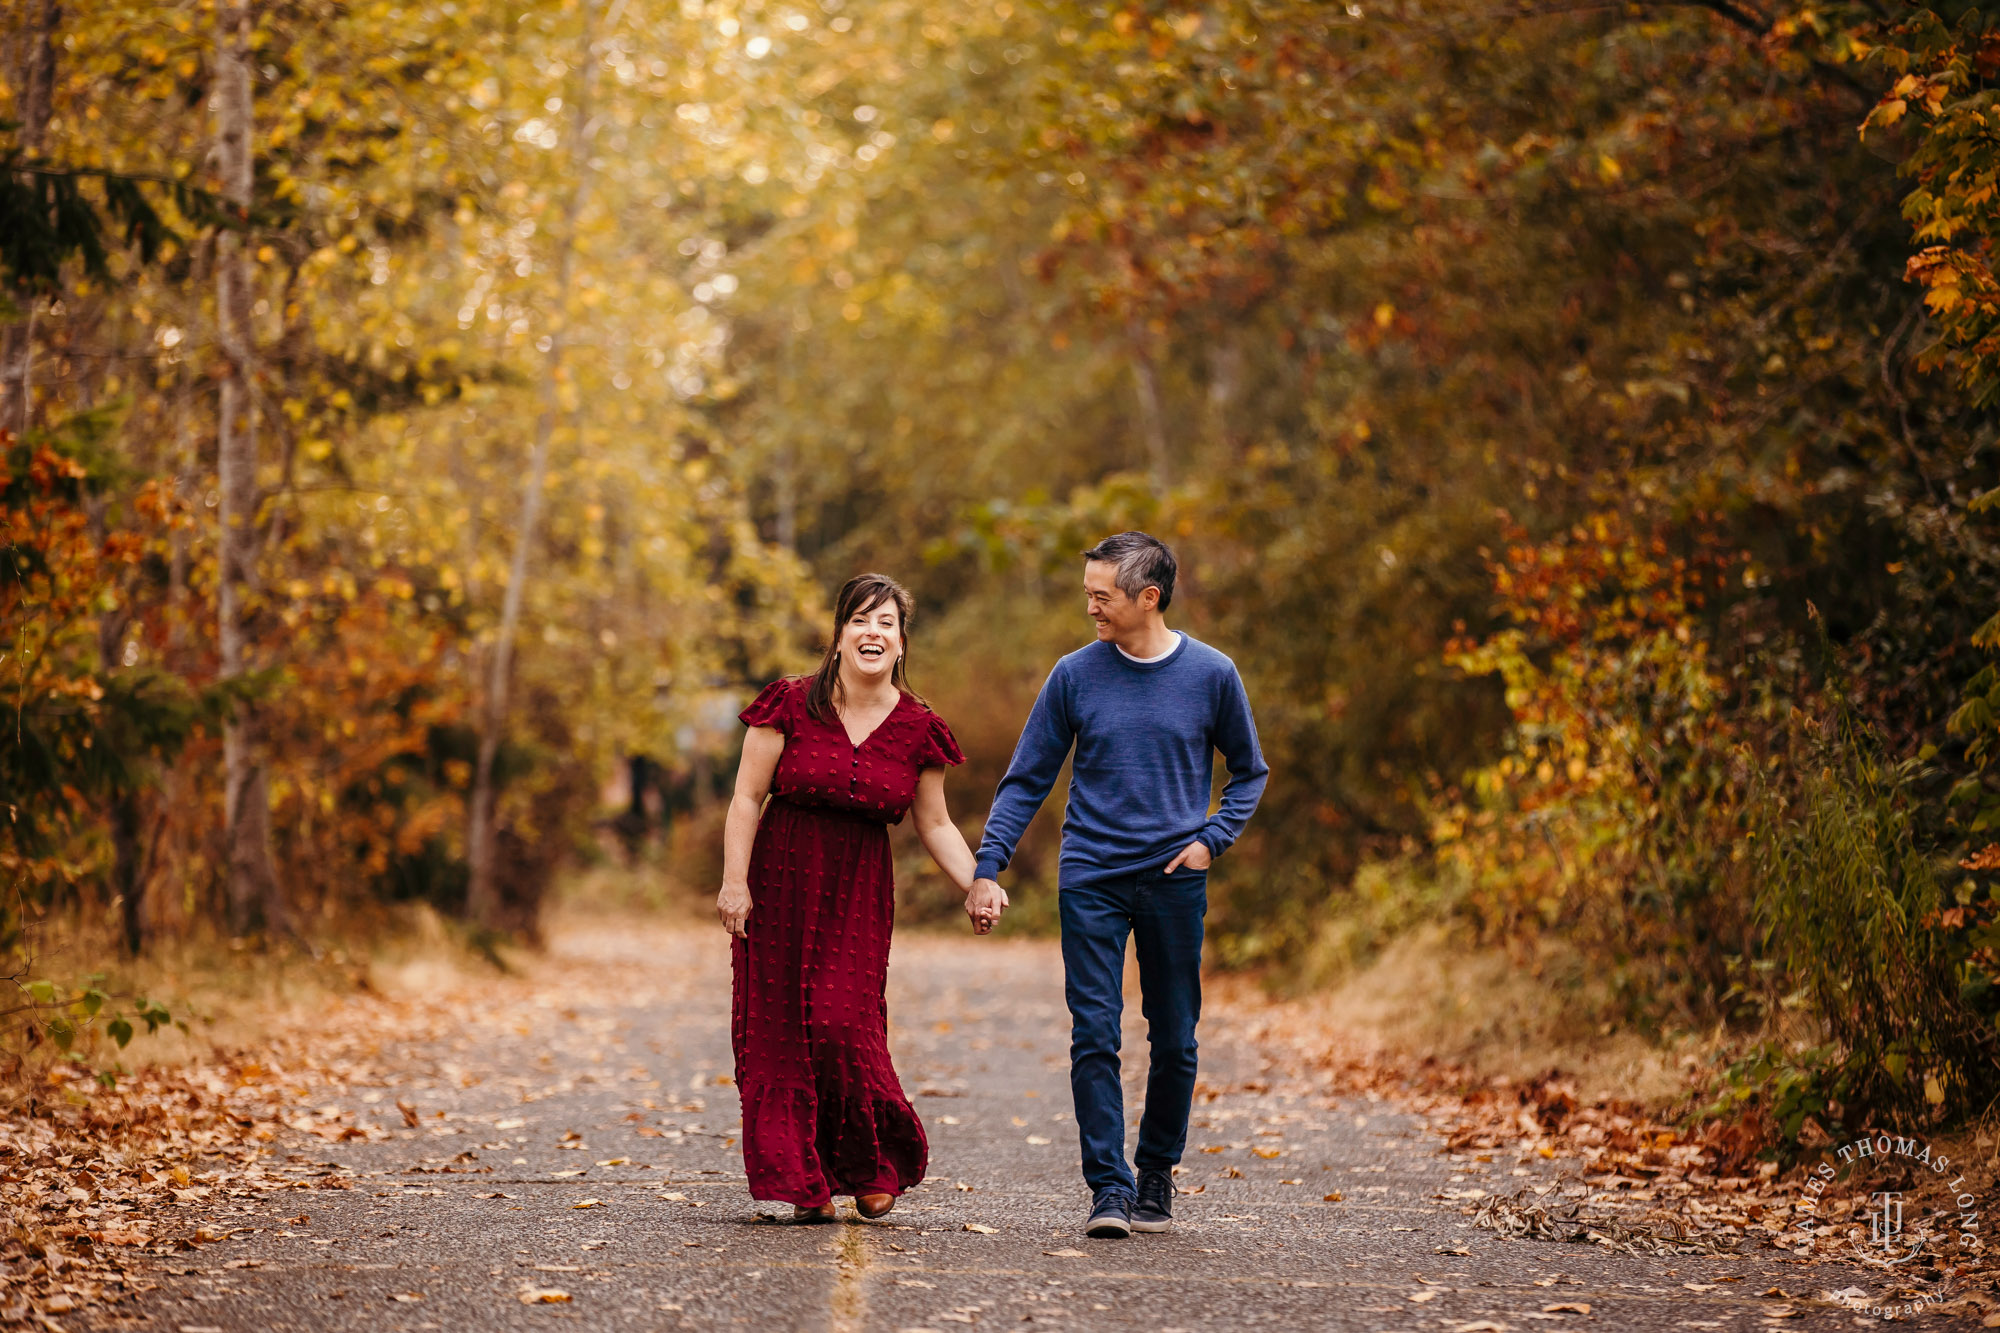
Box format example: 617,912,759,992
965,531,1268,1239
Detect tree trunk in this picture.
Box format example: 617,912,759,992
1205,328,1243,457
214,0,283,936
465,1,599,931
1,0,58,434
15,0,56,153
89,504,148,954
1126,317,1171,496
774,319,798,551
112,792,145,955
167,371,194,659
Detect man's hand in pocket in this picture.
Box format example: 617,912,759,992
1164,840,1212,875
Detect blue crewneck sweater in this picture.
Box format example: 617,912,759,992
973,633,1269,888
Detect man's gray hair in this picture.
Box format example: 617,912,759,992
1081,531,1177,611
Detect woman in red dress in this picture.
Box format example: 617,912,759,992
715,574,1005,1221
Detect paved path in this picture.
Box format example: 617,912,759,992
89,921,1928,1331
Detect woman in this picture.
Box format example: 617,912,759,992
716,573,1004,1222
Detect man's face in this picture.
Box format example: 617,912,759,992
1084,559,1155,642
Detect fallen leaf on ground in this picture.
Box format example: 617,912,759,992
1043,1248,1087,1257
1323,1191,1343,1202
571,1198,604,1209
519,1287,571,1304
397,1099,420,1127
1543,1303,1591,1314
595,1157,628,1166
964,1222,998,1233
1409,1290,1439,1303
389,1292,423,1302
1026,1135,1052,1145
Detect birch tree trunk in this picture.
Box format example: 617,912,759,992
1126,317,1171,496
1205,328,1243,457
464,1,599,930
214,0,283,935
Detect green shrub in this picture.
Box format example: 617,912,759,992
1752,704,1997,1125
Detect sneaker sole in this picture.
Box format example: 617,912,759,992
1085,1217,1132,1239
1129,1216,1172,1233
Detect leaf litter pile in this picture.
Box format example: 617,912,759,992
0,924,678,1331
1212,978,2000,1323
0,916,759,1329
1,1039,371,1327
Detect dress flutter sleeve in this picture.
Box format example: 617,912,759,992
738,679,795,735
915,711,966,769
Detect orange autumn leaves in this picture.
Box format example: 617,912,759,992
1440,512,1755,953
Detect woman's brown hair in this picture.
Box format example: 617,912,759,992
804,573,923,723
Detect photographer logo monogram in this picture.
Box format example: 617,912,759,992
1789,1133,1981,1318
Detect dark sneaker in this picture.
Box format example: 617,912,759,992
1132,1169,1174,1233
1084,1188,1132,1238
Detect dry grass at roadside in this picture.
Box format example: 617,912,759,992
1277,923,1716,1107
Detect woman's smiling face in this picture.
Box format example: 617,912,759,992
840,596,904,682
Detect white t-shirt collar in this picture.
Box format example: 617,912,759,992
1116,631,1183,665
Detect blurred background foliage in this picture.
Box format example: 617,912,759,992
10,0,2000,1134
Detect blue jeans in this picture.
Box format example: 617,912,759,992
1059,866,1206,1199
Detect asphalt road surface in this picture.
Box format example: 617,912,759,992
88,920,1939,1331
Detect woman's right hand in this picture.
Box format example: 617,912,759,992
966,878,1008,935
717,881,753,938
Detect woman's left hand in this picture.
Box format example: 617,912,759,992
1164,840,1212,874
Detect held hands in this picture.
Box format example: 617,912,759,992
716,881,753,938
966,878,1009,935
1164,839,1213,875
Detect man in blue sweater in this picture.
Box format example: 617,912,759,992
967,531,1268,1239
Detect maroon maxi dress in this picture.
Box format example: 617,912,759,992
732,676,965,1206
